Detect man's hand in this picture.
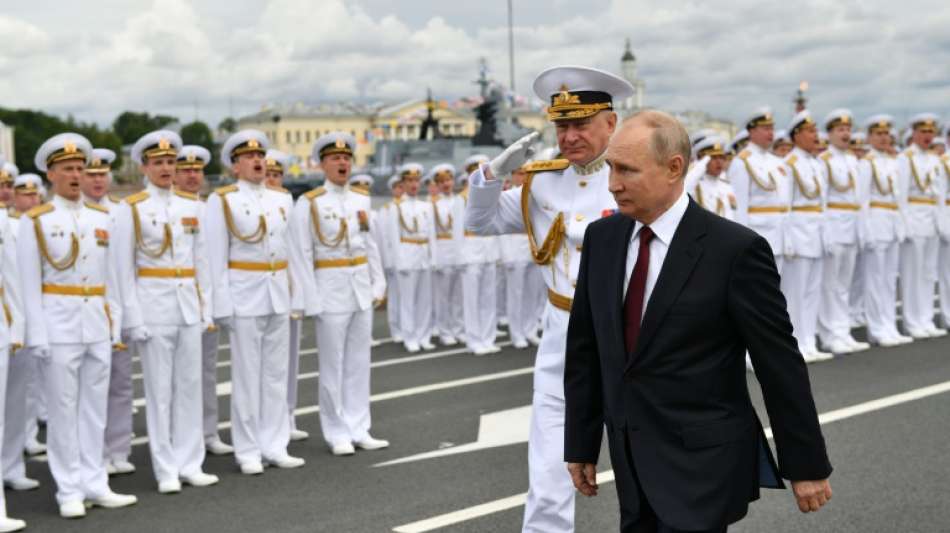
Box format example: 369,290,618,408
123,326,152,344
567,463,598,497
487,131,540,180
791,479,832,513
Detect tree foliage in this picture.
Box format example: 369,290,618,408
0,108,123,174
180,120,220,174
112,111,177,145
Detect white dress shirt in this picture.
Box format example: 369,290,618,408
624,190,690,321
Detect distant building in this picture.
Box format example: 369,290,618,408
671,110,738,141
0,121,14,163
619,39,645,115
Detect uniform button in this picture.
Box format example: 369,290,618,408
83,298,88,303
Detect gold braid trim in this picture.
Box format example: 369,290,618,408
868,159,893,196
308,197,348,248
131,203,172,259
739,151,777,191
821,155,855,193
33,217,79,271
694,182,706,209
908,156,932,194
432,198,453,233
521,173,565,266
396,202,419,233
220,193,266,243
789,159,821,200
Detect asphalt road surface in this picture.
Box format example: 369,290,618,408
10,311,950,532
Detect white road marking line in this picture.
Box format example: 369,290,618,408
127,366,534,447
391,377,950,532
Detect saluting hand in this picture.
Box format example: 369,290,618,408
487,131,540,180
791,479,832,513
567,462,598,497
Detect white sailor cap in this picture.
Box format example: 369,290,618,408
462,154,490,173
398,162,424,179
86,148,116,174
823,108,853,131
788,110,817,137
313,131,356,161
689,129,718,147
428,163,457,182
931,136,946,147
889,127,899,140
34,132,92,172
773,129,792,145
0,161,18,183
348,174,374,188
864,114,894,133
850,132,867,146
264,149,291,173
744,106,775,130
902,128,913,146
13,173,43,194
131,130,182,165
729,130,749,153
908,112,939,132
177,145,211,169
818,131,829,144
533,65,634,122
692,136,727,160
221,129,269,168
387,175,402,191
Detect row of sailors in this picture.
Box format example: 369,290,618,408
685,108,950,362
0,128,433,524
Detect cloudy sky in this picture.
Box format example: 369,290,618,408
1,0,947,130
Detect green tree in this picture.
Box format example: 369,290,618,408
218,117,237,133
0,108,124,174
112,111,177,145
180,120,220,174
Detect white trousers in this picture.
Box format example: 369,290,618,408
2,349,33,480
397,269,433,347
781,256,823,354
818,244,858,345
863,242,901,341
25,356,45,444
900,237,939,332
504,262,536,345
850,248,867,324
230,314,291,465
496,264,507,323
139,324,205,482
287,317,302,431
522,391,575,533
201,328,220,440
461,263,497,350
44,341,112,505
104,346,133,462
433,267,464,340
0,345,9,516
939,240,950,325
385,270,403,341
527,265,546,334
315,310,372,446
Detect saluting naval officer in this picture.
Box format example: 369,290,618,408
114,131,219,493
172,145,236,456
263,148,309,442
206,130,305,474
17,133,137,518
291,132,389,456
465,65,633,533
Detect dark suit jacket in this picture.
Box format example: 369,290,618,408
564,199,832,530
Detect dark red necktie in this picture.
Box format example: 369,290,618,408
624,226,655,354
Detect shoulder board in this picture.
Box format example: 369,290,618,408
108,194,121,203
863,153,875,161
819,151,832,161
523,159,570,173
903,149,913,157
785,154,798,166
304,186,326,200
738,150,751,161
350,185,370,196
174,190,198,201
26,203,54,219
0,202,5,209
941,154,950,163
267,185,290,194
84,201,109,214
9,211,21,219
125,191,150,205
215,184,238,196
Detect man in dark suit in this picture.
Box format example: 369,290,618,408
564,110,833,533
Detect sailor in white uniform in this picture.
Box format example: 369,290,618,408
937,127,950,329
377,176,405,343
429,164,465,346
687,137,735,221
465,65,633,533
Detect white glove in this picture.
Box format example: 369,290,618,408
488,132,540,180
684,156,709,191
124,326,152,343
215,316,233,331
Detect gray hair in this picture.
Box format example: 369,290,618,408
625,110,691,179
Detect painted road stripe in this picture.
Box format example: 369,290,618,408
391,378,950,532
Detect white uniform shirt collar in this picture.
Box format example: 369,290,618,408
748,142,769,156
238,178,264,192
81,193,106,205
572,149,608,176
53,194,82,212
792,146,813,160
633,189,689,247
829,145,848,158
146,180,172,201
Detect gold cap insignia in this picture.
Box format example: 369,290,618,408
158,138,171,150
553,84,581,107
186,153,197,162
335,138,347,149
248,139,260,149
92,157,101,167
64,141,77,154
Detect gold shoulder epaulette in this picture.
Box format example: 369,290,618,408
85,201,109,214
304,186,326,199
903,149,913,157
174,190,198,201
524,159,570,173
350,185,370,196
267,185,290,194
819,151,832,161
26,203,53,219
9,211,20,219
108,194,121,203
738,150,751,160
786,154,798,166
215,184,238,196
125,191,149,205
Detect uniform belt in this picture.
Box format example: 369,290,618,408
436,233,452,240
870,201,898,211
547,289,573,312
827,202,860,211
908,196,937,206
41,283,106,296
791,205,823,213
400,237,428,245
137,267,196,278
464,230,479,237
747,206,789,214
946,199,950,207
314,256,368,269
228,260,288,271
